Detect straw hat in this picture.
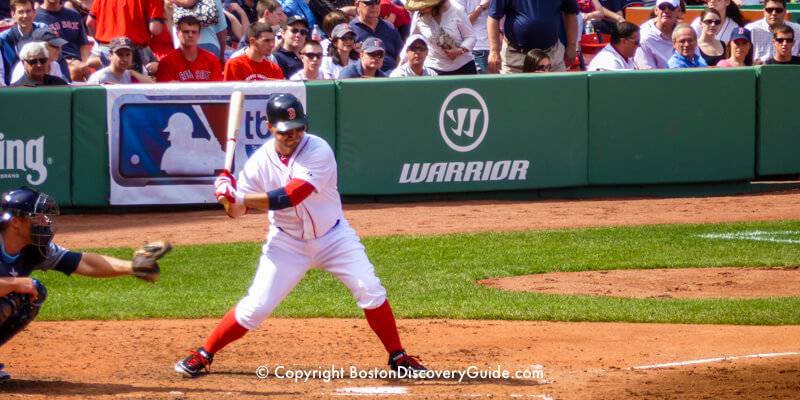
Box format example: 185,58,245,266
405,0,444,12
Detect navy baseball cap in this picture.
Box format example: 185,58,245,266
32,28,68,48
331,23,355,40
361,37,385,53
730,27,751,43
286,15,309,28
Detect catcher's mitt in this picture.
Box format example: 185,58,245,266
131,241,172,282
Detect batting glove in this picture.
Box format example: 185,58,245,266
214,172,245,204
214,170,237,190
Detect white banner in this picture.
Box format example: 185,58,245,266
106,82,306,205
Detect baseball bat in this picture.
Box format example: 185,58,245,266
224,90,245,173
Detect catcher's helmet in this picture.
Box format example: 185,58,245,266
266,93,307,132
1,187,58,255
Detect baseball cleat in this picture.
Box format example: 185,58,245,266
174,347,213,378
388,350,427,377
0,363,10,382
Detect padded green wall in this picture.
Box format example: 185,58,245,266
588,68,756,184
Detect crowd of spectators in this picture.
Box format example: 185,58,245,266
0,0,798,87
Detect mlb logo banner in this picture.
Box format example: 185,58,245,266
106,82,306,205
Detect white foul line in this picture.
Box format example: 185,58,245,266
697,231,800,244
632,351,800,370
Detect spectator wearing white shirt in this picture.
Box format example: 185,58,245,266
587,21,639,71
451,0,489,73
320,23,359,79
634,0,684,69
405,0,477,75
390,34,439,76
87,37,155,84
290,40,325,80
745,0,800,63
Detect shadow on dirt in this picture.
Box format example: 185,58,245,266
0,379,299,397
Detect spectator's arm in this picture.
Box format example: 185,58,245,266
225,10,244,41
602,6,624,23
468,0,489,23
562,11,577,65
86,15,96,36
487,16,502,73
80,43,91,62
216,30,227,61
456,9,476,51
633,45,655,69
131,68,156,83
339,5,357,18
227,3,250,34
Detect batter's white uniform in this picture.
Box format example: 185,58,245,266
233,133,387,330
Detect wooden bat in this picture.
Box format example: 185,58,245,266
224,90,245,174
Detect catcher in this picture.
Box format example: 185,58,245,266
0,186,171,381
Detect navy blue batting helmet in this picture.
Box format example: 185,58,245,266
266,93,307,132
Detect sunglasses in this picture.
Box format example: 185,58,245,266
25,57,48,66
658,3,677,11
702,19,721,25
302,52,323,59
366,51,384,58
339,34,356,42
535,64,551,72
407,45,428,52
765,7,785,13
289,27,308,35
774,37,794,44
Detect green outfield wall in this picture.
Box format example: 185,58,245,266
335,74,588,195
587,68,756,185
0,66,796,207
0,87,73,205
756,66,800,176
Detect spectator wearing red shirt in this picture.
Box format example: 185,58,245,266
223,21,284,80
156,15,222,82
87,0,163,72
380,0,411,41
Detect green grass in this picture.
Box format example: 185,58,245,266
34,220,800,325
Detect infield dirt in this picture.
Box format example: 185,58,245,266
2,190,799,399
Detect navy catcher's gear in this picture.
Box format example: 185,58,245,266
0,187,59,257
266,93,307,132
0,279,47,347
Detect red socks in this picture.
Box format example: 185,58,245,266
203,308,249,354
202,302,402,357
364,300,403,355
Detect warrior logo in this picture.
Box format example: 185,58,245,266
438,88,489,153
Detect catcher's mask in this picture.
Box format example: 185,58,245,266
0,187,59,256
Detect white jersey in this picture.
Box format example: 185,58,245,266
237,133,342,240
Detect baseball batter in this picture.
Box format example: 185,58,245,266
0,187,171,381
174,93,427,378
